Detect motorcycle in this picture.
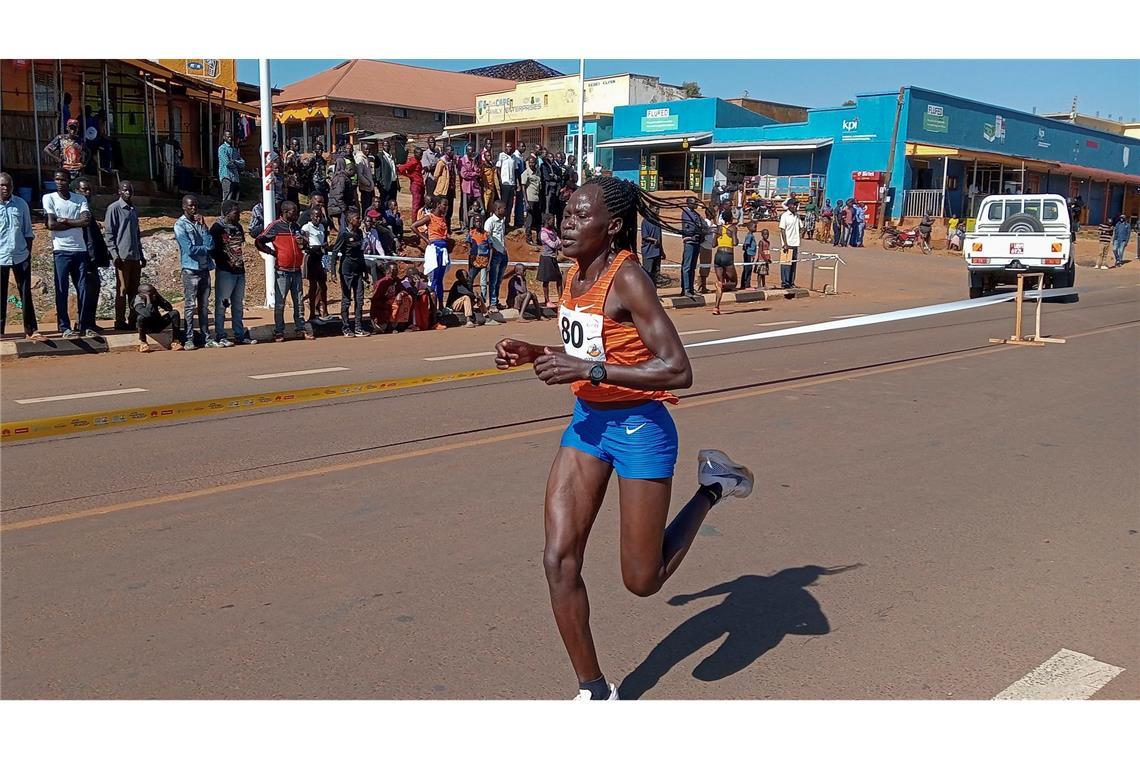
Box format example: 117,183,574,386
747,198,778,222
881,224,927,251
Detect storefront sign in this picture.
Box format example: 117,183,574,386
475,75,637,125
983,115,1006,144
922,105,949,133
1036,127,1051,148
641,108,679,133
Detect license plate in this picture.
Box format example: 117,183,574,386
1009,242,1025,255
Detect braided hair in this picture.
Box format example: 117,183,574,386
583,175,691,254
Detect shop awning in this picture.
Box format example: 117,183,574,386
1053,162,1140,185
596,132,713,149
277,103,331,122
906,142,1058,174
690,138,832,153
446,113,610,133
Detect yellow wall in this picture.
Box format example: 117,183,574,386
475,74,632,125
157,59,238,99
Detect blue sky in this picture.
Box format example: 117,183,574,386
236,59,1140,122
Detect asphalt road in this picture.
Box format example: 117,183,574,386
2,253,1137,699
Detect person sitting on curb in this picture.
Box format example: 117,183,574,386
133,282,182,352
446,268,483,328
506,263,542,320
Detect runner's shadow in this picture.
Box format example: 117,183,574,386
620,564,861,699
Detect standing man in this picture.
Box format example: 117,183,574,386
304,138,329,199
778,198,803,289
851,201,866,247
256,200,313,342
76,179,111,334
0,172,44,340
378,140,399,207
43,119,88,181
680,196,703,298
104,181,144,330
433,146,458,231
483,200,509,311
210,200,253,346
479,143,498,212
542,151,565,231
283,138,303,205
355,141,377,213
496,141,519,230
520,154,543,246
173,194,215,349
398,147,426,221
1111,214,1131,267
512,142,528,228
832,199,845,246
44,170,94,338
640,214,664,286
421,136,441,199
458,143,481,230
217,130,244,202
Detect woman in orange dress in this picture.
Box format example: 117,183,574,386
494,177,754,700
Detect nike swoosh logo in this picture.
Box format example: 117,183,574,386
625,424,647,435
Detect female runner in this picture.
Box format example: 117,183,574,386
495,177,754,700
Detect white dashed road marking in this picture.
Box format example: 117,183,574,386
994,649,1124,700
248,367,350,380
830,313,868,319
677,329,720,336
754,321,802,327
15,388,148,405
423,351,497,362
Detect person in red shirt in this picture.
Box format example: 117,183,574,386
255,201,314,342
398,147,426,221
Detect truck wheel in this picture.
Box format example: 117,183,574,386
969,286,984,299
998,213,1045,234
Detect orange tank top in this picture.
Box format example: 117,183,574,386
559,250,678,405
427,213,448,241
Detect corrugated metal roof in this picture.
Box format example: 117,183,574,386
272,60,517,114
462,60,564,82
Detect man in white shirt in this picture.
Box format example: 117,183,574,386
496,141,520,230
483,199,509,310
778,198,803,289
43,170,95,338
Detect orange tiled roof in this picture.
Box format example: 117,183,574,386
272,59,517,115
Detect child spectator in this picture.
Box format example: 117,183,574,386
537,213,563,308
507,263,541,320
332,209,368,337
756,228,772,289
466,211,491,304
740,222,758,290
133,282,182,352
369,262,412,334
447,268,481,328
301,206,330,322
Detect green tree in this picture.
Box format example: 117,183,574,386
681,81,702,98
842,99,856,106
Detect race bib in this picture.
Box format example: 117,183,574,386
558,306,606,362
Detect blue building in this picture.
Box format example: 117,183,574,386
601,88,1140,224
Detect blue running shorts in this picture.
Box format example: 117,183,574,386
560,398,679,479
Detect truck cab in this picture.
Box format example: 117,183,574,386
964,194,1076,300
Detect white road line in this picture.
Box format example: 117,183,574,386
423,351,496,362
677,329,720,336
830,313,868,319
248,367,350,380
755,320,802,327
14,388,148,405
994,649,1124,700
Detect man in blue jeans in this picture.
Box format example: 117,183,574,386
484,200,509,310
1111,214,1131,267
210,201,255,346
680,197,703,297
256,201,313,341
44,170,95,338
173,194,215,349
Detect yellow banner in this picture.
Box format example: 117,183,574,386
157,58,238,98
277,102,331,122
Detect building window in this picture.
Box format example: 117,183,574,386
393,107,408,118
434,112,444,122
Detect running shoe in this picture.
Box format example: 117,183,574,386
218,338,235,348
698,449,754,499
205,339,222,348
353,328,367,337
61,329,78,339
573,683,620,701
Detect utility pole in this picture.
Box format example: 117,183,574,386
576,58,585,183
259,58,276,309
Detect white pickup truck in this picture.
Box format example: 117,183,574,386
964,194,1076,301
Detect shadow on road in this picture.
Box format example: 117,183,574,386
620,564,862,699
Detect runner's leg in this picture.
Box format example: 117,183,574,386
543,447,614,684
